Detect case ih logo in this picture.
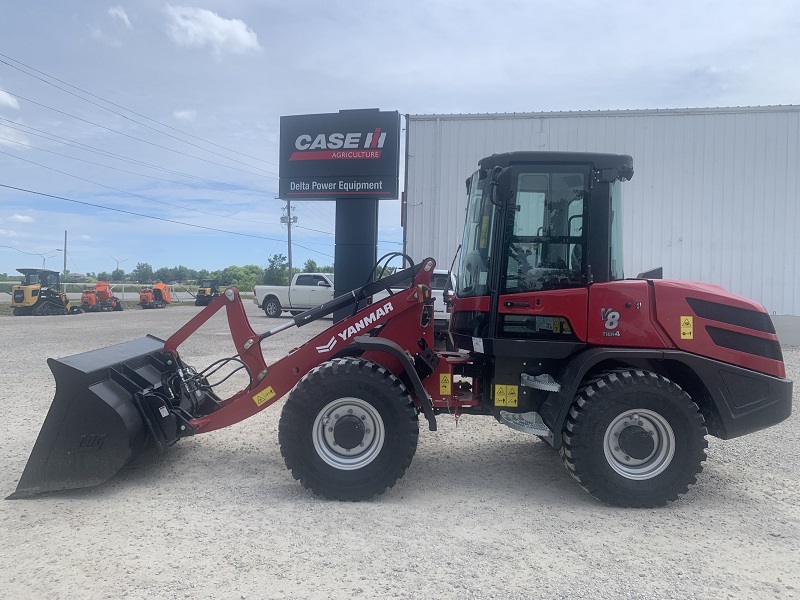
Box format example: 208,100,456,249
290,129,387,161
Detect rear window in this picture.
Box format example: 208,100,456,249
430,274,451,290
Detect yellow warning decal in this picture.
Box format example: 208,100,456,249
680,316,694,340
494,384,519,407
253,386,276,407
439,374,451,395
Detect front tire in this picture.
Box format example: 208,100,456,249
264,297,281,318
560,369,707,508
279,358,419,500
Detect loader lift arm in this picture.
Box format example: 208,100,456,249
163,258,438,434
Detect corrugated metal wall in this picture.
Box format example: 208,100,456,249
405,107,800,315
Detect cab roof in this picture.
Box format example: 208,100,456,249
478,151,634,182
17,268,60,276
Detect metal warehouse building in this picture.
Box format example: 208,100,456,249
403,106,800,318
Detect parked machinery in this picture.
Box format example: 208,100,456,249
194,279,219,306
9,152,792,508
139,283,171,309
81,281,123,312
11,268,80,316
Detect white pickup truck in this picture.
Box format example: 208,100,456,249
254,273,335,317
372,269,456,344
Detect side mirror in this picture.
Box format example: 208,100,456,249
444,289,454,306
318,281,331,287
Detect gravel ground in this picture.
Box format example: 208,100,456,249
0,304,798,600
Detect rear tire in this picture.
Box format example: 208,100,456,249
560,369,707,508
264,297,281,318
279,357,419,500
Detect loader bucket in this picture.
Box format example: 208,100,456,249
7,335,171,499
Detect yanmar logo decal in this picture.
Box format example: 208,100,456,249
316,336,337,354
315,301,394,353
290,129,387,161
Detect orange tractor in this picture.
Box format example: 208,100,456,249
80,281,123,312
139,283,171,309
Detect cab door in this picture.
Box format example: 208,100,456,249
292,274,314,308
495,166,590,343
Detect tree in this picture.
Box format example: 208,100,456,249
173,265,191,283
111,268,125,282
154,267,173,283
263,254,289,285
97,271,111,282
130,262,153,283
302,259,318,273
215,265,264,291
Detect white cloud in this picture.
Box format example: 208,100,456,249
165,5,262,57
91,27,122,47
10,215,34,223
173,109,197,122
0,90,20,110
0,229,19,237
80,235,92,241
109,6,132,29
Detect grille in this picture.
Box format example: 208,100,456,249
13,290,24,303
706,326,783,361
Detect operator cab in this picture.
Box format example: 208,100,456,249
18,268,61,289
452,152,633,349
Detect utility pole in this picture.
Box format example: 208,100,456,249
280,199,298,283
63,230,67,281
287,198,292,280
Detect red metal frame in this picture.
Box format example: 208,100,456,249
163,260,438,434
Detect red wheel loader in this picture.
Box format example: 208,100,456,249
8,152,793,507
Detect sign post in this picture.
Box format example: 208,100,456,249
279,109,400,321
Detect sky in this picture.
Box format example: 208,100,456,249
1,1,798,277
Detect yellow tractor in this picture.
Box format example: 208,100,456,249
194,278,220,306
11,268,81,316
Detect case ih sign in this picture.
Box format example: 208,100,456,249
279,109,400,200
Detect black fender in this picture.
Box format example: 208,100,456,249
538,348,792,448
352,336,437,431
538,348,664,448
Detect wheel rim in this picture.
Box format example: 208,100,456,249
312,397,385,470
266,302,278,316
603,409,675,480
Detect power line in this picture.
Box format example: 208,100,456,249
0,147,282,229
0,87,278,180
0,148,334,256
0,184,334,259
0,134,276,210
0,117,272,194
0,53,279,168
294,224,401,245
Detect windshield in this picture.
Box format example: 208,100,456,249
457,170,493,297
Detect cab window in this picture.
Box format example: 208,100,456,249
503,171,587,293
